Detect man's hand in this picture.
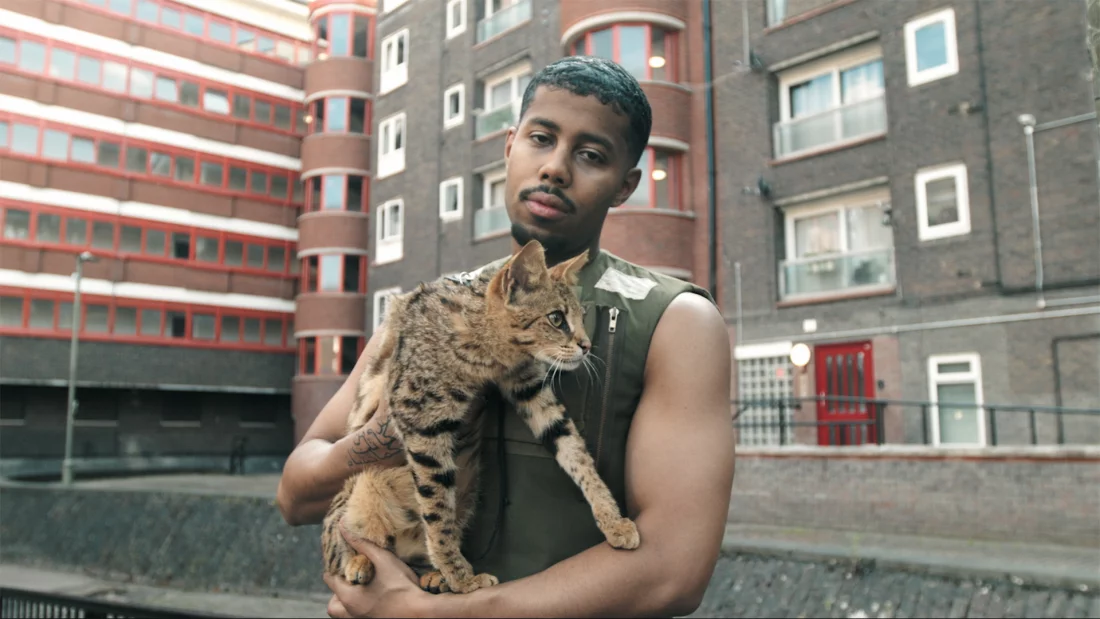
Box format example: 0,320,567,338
323,526,433,619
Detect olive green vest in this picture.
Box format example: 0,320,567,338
458,249,713,582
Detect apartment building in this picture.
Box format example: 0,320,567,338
0,0,315,475
719,0,1099,447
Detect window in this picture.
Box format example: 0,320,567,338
376,199,404,264
446,0,467,38
625,147,682,209
476,63,530,138
49,48,77,80
775,45,886,159
475,169,510,238
928,354,984,446
570,24,677,82
780,190,895,300
299,335,362,375
312,97,370,134
382,0,408,12
3,209,30,239
443,83,465,129
915,163,970,241
766,0,787,26
380,29,409,94
373,287,401,330
439,176,463,221
905,8,959,87
0,37,15,65
478,0,531,42
303,254,365,293
18,41,46,73
377,113,406,178
0,297,24,327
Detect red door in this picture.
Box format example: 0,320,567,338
814,341,876,445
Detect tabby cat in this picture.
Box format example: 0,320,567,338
321,241,640,595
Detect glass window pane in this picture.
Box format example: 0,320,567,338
108,0,132,15
589,28,612,60
125,146,147,173
353,15,369,57
171,232,190,259
36,213,61,243
195,236,218,262
0,121,6,149
221,316,240,341
225,240,243,266
179,80,200,107
275,40,294,61
925,177,960,226
136,0,158,22
789,73,834,118
254,100,272,123
76,56,101,85
120,225,142,252
841,60,884,103
18,41,46,73
653,152,671,209
71,137,95,163
30,299,55,329
267,246,285,272
166,311,186,338
154,76,178,102
103,61,127,92
263,318,283,346
140,308,161,335
258,37,275,54
114,306,137,335
250,170,267,194
794,211,840,257
327,97,348,132
130,69,154,98
97,141,120,167
915,21,948,72
322,175,344,210
200,162,223,187
626,152,651,206
236,28,255,50
347,175,363,212
204,88,229,114
270,174,288,198
2,209,30,239
936,382,979,444
233,94,251,120
209,21,232,43
92,221,114,249
243,317,261,342
192,313,216,339
184,13,205,36
145,228,165,255
274,104,291,129
0,37,15,65
350,98,367,133
617,26,646,80
343,255,361,292
330,14,350,55
86,305,109,333
42,129,69,160
160,7,181,28
58,302,72,332
0,296,23,327
650,28,667,81
247,244,264,269
150,151,171,176
49,48,77,80
174,156,195,182
12,124,39,156
228,167,247,191
66,218,87,245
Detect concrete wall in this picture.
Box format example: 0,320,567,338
729,446,1100,547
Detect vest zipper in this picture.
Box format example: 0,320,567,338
594,307,619,468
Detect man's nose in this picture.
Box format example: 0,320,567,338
539,151,570,186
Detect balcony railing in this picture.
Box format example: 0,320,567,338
774,95,887,159
475,102,517,138
476,0,531,42
474,205,510,238
779,247,895,300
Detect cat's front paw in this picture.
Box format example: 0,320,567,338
419,571,451,594
448,572,499,594
344,554,375,584
603,517,640,550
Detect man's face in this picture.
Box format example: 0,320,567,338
503,86,641,262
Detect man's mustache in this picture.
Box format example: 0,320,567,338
518,185,578,214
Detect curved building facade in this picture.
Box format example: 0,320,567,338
292,0,377,439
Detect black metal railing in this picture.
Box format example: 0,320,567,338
732,395,1100,447
0,587,228,619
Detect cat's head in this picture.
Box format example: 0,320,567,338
487,241,591,370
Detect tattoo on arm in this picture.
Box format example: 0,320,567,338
347,418,403,467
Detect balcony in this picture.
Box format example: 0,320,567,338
477,0,532,43
774,95,886,159
779,247,895,300
474,206,510,238
475,102,517,138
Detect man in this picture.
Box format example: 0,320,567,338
276,56,735,618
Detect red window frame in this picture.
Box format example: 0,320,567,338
61,0,312,67
0,27,306,136
0,202,298,278
300,254,367,293
0,286,294,352
624,147,684,210
0,113,303,208
570,23,678,82
303,174,368,213
297,335,365,375
309,96,372,135
312,11,376,60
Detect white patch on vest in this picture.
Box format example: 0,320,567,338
594,268,658,300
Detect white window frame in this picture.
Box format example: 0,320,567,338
904,8,959,87
439,176,464,222
915,163,970,241
379,28,409,95
443,83,465,130
782,189,893,261
377,112,406,179
482,168,507,211
777,44,884,123
376,198,404,264
481,61,531,118
446,0,467,39
927,353,985,447
382,0,408,14
373,286,402,330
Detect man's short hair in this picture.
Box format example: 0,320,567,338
518,56,652,168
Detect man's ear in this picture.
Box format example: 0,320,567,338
610,166,642,208
505,240,547,299
504,127,517,160
549,250,589,284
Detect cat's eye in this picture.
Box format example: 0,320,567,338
547,311,565,328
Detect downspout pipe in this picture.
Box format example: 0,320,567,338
1019,115,1046,308
703,0,719,301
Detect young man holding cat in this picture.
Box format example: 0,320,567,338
277,56,735,618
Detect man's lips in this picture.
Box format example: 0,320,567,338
525,192,569,220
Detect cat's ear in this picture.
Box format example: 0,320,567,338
549,249,589,284
506,240,548,298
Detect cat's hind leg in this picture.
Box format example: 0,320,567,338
326,467,414,585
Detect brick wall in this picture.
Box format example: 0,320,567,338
729,446,1100,547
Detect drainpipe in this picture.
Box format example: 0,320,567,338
703,0,719,301
1018,113,1045,309
973,0,1003,288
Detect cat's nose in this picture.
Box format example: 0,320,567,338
579,339,591,354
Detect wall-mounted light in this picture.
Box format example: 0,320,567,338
648,56,666,69
303,114,314,124
790,343,811,368
651,169,667,181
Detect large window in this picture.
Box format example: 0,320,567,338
310,97,370,135
446,0,467,39
439,176,463,222
0,288,292,351
624,147,682,210
305,174,367,213
570,23,677,82
780,190,895,301
775,46,886,159
475,169,509,238
477,0,531,43
376,199,404,264
379,29,409,94
301,254,366,293
476,63,530,138
915,163,970,241
443,83,465,130
0,115,301,206
928,353,985,446
299,335,363,375
372,287,401,330
904,8,959,87
313,12,374,60
377,113,406,178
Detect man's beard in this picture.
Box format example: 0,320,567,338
511,222,573,259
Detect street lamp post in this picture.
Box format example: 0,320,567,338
61,251,97,486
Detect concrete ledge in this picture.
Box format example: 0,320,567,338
0,456,287,480
736,444,1100,461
